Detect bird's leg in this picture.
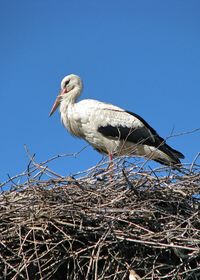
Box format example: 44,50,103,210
109,153,113,161
103,152,114,181
107,153,114,171
107,153,116,181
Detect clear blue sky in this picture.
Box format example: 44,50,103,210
0,0,200,181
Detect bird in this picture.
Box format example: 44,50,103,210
49,74,184,166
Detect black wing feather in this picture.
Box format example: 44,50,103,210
98,110,184,161
126,111,184,159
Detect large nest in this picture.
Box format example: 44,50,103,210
0,156,200,280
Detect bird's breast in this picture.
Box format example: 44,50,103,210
60,106,85,138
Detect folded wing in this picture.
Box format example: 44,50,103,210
98,109,184,164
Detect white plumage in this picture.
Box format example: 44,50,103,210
50,74,184,166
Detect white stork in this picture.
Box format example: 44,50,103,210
49,74,184,166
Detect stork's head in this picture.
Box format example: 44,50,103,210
49,74,83,116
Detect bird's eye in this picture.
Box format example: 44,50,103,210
64,80,70,87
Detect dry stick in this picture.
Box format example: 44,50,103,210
115,234,199,252
166,127,200,139
1,153,200,279
18,225,30,280
86,229,110,279
24,144,89,179
32,224,43,280
12,251,36,280
18,227,33,256
0,253,25,279
190,152,200,172
0,170,28,190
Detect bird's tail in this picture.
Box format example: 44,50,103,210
164,143,185,159
156,143,184,168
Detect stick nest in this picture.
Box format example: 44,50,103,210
0,157,200,280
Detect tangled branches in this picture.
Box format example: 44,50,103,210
0,156,200,279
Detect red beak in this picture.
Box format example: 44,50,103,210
49,95,60,116
49,88,67,116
